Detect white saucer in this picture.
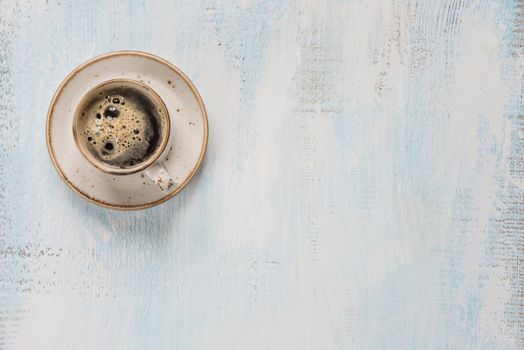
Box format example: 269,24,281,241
46,51,208,210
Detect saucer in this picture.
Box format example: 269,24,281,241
46,51,208,210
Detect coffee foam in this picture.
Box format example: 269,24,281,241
77,87,162,168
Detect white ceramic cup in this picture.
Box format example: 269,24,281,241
72,78,176,191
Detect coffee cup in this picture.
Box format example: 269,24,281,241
73,78,175,191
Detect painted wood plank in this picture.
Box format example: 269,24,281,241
0,0,522,348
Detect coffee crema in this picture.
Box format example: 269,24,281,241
76,84,166,169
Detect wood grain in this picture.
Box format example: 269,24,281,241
0,0,522,348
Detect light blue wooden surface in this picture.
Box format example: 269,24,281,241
0,0,523,349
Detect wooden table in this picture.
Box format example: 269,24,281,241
1,0,522,348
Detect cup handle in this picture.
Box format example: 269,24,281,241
144,162,177,192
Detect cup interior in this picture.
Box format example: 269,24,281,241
73,79,170,175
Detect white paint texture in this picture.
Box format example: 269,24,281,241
0,0,523,349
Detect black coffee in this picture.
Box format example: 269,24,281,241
77,85,165,168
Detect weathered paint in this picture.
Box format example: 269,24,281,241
0,0,522,349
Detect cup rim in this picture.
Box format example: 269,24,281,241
72,78,171,175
